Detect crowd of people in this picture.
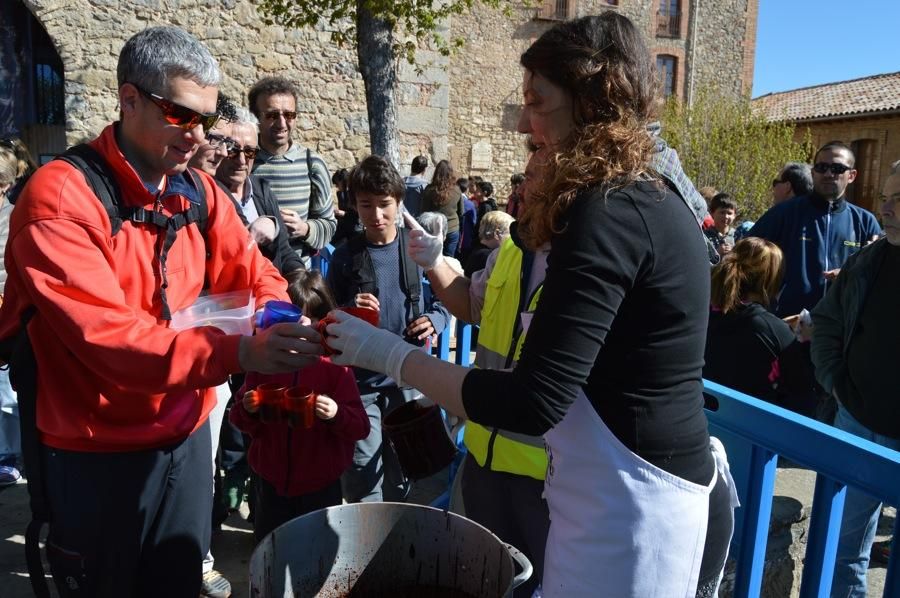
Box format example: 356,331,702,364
0,11,894,598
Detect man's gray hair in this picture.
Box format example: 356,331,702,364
417,211,448,241
780,162,813,197
231,107,259,128
117,26,220,94
890,159,900,176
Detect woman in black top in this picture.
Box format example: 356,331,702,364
421,160,464,257
704,237,817,414
324,13,735,597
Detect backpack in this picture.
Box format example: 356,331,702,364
342,227,422,323
0,143,209,597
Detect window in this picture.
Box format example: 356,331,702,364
657,0,681,38
537,0,574,21
848,139,878,212
34,61,64,126
656,55,677,99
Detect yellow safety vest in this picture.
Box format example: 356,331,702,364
464,237,547,480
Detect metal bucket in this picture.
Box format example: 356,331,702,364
249,502,532,597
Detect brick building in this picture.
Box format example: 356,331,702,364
754,71,900,213
1,0,758,191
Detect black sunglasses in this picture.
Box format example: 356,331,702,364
227,144,259,160
263,110,297,121
813,162,852,176
131,84,220,133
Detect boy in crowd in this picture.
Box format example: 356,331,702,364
327,155,449,502
705,192,737,257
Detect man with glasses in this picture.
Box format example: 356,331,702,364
749,141,881,318
0,27,320,597
216,107,303,276
772,161,814,206
248,76,336,267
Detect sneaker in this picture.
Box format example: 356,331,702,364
0,465,21,486
200,569,231,598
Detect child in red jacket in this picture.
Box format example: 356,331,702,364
230,270,370,542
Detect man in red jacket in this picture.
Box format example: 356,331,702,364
0,26,321,597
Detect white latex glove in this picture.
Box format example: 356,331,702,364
403,211,444,271
325,310,417,384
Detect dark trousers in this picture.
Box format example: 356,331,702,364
42,422,212,598
252,474,343,543
460,452,549,597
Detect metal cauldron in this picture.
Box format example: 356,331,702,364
249,502,532,597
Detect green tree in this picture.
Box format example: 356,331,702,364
257,0,505,167
661,87,812,221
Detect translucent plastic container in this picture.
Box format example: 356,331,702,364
170,289,255,336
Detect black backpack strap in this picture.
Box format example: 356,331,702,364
56,144,126,235
185,167,209,241
398,228,422,320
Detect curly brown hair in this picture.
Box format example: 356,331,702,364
710,238,784,314
517,13,659,249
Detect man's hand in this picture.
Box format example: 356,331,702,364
824,269,841,281
404,316,435,341
280,208,311,239
238,322,323,374
249,217,277,246
717,242,732,257
354,293,380,312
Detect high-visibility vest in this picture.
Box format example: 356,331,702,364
463,237,547,480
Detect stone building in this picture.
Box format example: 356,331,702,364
1,0,758,196
754,71,900,214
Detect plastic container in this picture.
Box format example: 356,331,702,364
283,386,316,428
170,289,255,336
257,300,302,330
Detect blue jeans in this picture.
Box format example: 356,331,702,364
443,230,460,258
0,368,19,466
831,405,900,598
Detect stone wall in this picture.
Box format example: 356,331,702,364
24,0,757,191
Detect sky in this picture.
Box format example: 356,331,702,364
752,0,900,98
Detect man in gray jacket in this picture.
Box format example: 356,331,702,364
810,159,900,598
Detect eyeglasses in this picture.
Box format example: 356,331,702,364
205,133,235,151
131,84,220,133
813,162,852,175
227,145,259,160
263,110,297,122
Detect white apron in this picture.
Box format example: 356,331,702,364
541,390,737,598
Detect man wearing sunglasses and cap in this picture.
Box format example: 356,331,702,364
749,141,881,318
0,26,322,597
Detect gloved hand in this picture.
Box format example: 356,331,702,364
403,211,444,271
408,229,444,271
325,310,418,384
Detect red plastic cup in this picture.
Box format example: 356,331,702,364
338,306,380,327
284,386,317,428
256,383,286,423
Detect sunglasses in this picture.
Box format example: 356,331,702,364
205,133,235,151
813,162,852,175
132,84,220,133
263,110,297,121
227,145,259,160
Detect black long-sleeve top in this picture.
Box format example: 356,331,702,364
462,180,715,485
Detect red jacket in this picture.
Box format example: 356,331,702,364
231,359,369,497
0,124,287,451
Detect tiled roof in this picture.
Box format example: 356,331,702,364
752,71,900,122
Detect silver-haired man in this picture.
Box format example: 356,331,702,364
0,26,320,596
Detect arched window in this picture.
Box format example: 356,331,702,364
656,55,677,99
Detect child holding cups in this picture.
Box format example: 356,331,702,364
229,270,370,542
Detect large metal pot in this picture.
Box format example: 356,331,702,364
249,502,532,597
